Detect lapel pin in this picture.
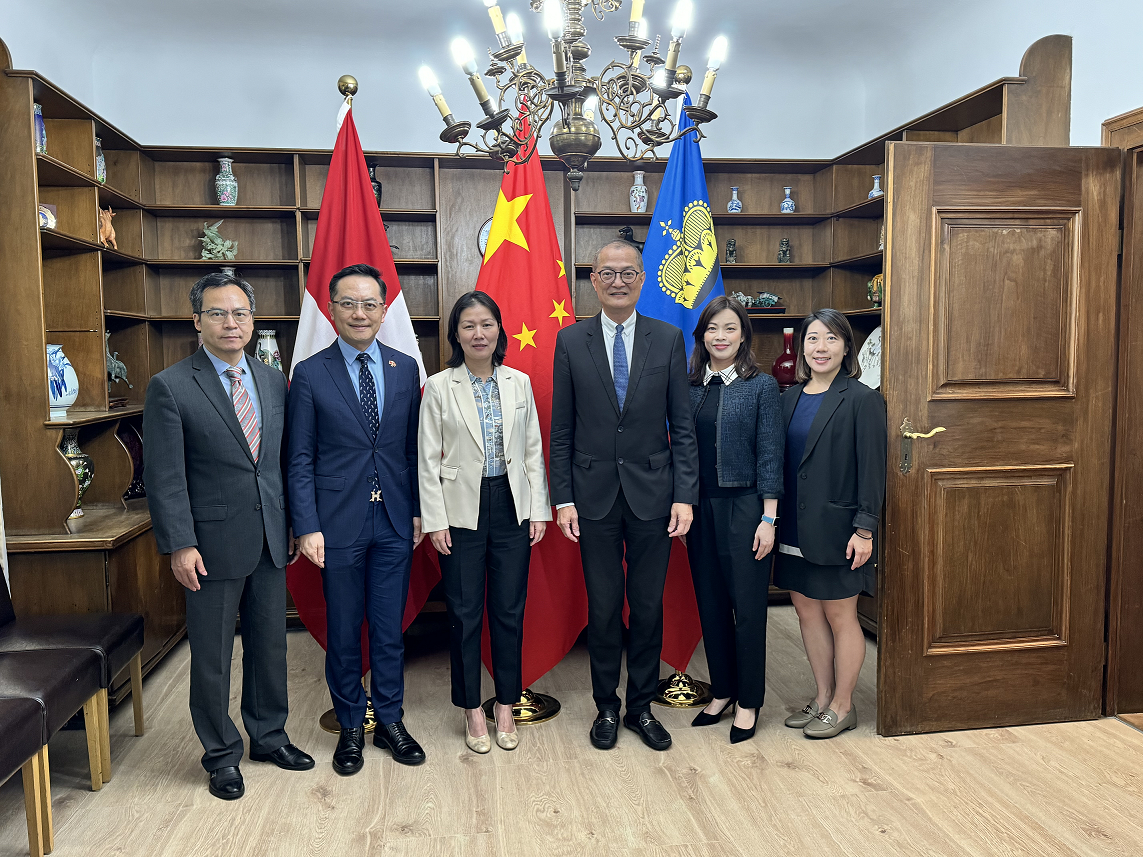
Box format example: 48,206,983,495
388,360,396,367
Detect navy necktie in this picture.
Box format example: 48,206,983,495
613,322,629,410
357,353,380,441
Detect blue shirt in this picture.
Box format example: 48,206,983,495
780,390,825,549
466,367,507,477
338,337,385,423
206,349,261,431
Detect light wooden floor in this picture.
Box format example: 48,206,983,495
3,605,1143,856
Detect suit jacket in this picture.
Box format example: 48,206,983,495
288,339,420,547
550,313,699,521
418,365,552,533
142,347,290,579
780,372,887,567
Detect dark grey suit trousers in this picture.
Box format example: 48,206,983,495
185,540,289,771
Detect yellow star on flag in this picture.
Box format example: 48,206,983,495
550,299,571,327
513,322,538,350
557,259,566,280
483,191,532,263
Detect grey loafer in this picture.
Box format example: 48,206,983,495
803,706,857,739
783,700,820,729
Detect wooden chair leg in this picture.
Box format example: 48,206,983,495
82,695,103,791
130,651,144,737
36,746,54,854
97,688,111,783
21,753,44,857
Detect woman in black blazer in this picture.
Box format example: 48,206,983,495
775,308,886,739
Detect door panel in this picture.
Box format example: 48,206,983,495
878,143,1119,735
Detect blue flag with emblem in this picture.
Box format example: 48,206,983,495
637,92,724,356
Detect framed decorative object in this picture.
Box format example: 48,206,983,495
857,325,883,389
477,216,493,256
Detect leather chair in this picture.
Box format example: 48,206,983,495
0,580,145,787
0,649,106,793
0,696,51,857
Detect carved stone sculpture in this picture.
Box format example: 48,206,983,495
98,207,117,249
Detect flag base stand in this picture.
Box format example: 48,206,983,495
319,699,377,734
652,671,712,708
481,688,561,725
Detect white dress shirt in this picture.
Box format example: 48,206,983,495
600,310,637,379
702,363,739,386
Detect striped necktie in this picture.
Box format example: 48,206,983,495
224,368,260,461
613,322,629,410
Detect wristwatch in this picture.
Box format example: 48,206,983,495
761,515,777,526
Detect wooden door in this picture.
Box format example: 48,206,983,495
877,142,1120,736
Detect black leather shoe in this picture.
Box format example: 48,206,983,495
250,742,316,771
373,721,426,766
208,766,244,800
590,709,620,750
691,698,736,727
729,707,760,744
623,710,672,750
332,726,366,776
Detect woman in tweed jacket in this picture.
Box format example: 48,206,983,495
685,295,783,743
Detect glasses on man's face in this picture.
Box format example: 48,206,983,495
200,309,253,324
334,299,383,314
593,268,640,284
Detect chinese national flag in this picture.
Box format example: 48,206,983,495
286,106,439,668
474,151,588,687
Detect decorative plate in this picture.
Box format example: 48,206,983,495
477,217,493,257
857,325,882,389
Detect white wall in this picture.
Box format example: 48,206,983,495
3,0,1143,160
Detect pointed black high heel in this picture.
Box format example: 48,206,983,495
691,698,736,727
729,707,760,744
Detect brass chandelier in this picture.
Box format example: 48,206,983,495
417,0,727,190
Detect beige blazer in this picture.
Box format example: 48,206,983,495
418,365,552,533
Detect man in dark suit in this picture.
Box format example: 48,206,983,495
550,239,699,751
143,272,314,802
289,263,425,774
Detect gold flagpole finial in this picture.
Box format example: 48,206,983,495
337,75,358,105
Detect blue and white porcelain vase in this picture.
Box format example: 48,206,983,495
629,171,648,213
47,344,79,420
255,330,283,372
780,187,796,213
215,158,238,205
60,429,94,520
95,137,107,184
727,186,742,213
868,175,883,198
34,103,47,154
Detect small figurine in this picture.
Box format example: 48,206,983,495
725,238,737,264
618,225,645,252
777,238,791,264
105,332,132,391
369,165,383,209
730,290,752,306
98,207,117,249
867,273,884,308
200,220,238,261
756,291,781,308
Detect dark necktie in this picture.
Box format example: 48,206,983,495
613,322,629,410
357,353,379,441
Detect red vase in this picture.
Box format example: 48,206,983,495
771,327,798,391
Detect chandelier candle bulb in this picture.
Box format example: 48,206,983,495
628,0,645,33
483,0,512,47
699,35,727,103
671,0,693,39
418,66,453,120
506,11,524,45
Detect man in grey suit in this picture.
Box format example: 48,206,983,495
143,272,314,801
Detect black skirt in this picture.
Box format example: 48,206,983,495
773,549,864,600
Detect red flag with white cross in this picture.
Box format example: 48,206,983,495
474,152,587,687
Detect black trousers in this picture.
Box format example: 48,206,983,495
438,475,531,709
687,494,769,709
184,540,289,772
578,488,673,714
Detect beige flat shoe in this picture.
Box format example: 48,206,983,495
803,706,857,739
465,721,491,754
495,727,519,750
784,700,820,728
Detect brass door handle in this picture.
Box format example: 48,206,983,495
899,419,946,473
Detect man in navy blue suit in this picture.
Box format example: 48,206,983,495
289,263,425,774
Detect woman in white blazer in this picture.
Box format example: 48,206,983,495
418,291,551,754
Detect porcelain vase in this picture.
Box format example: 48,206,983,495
47,344,79,420
771,328,798,391
868,175,883,198
215,158,238,206
255,330,283,372
61,429,94,519
629,171,648,213
34,103,47,154
117,423,146,501
95,137,107,184
780,187,795,213
727,186,742,213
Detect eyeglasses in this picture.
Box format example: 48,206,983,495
593,268,641,284
200,309,253,324
334,299,384,314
